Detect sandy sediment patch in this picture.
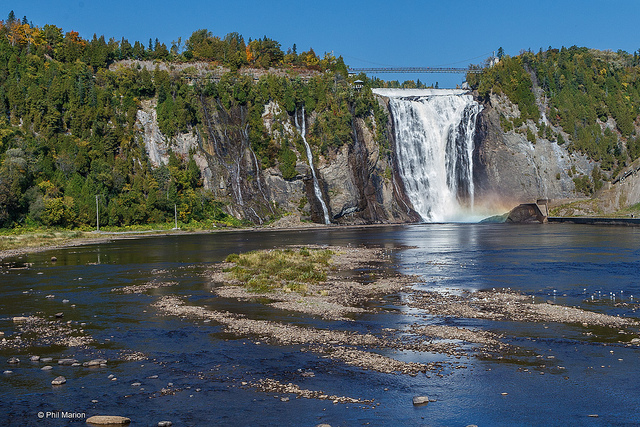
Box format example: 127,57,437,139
250,378,374,405
153,296,444,374
314,346,431,375
113,280,178,294
410,325,504,346
408,289,638,328
152,296,380,347
214,285,366,321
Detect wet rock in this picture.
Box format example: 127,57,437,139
3,370,12,374
158,422,173,427
0,331,4,336
62,299,70,303
30,355,40,362
86,415,131,425
58,358,78,365
83,359,107,367
412,396,429,406
45,295,55,299
316,424,332,427
7,357,20,364
55,312,64,318
41,366,53,370
12,317,29,322
41,357,53,363
51,376,66,385
51,256,57,262
131,382,141,387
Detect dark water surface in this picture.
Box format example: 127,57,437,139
1,224,640,426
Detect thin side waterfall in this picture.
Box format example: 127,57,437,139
295,106,331,224
374,89,482,222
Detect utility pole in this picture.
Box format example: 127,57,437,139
96,195,100,232
174,204,178,229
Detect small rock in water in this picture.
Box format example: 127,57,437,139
158,422,173,427
30,355,40,362
55,312,64,318
280,397,290,402
7,357,20,364
412,396,429,406
147,375,159,379
41,357,53,363
51,256,57,262
85,415,131,425
12,316,29,322
51,376,66,385
83,359,107,367
41,366,53,370
588,414,599,418
62,299,70,303
3,370,12,374
131,382,141,387
45,295,55,299
58,358,78,365
0,331,4,336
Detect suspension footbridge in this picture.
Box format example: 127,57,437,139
347,67,483,74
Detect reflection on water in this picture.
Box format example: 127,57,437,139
1,224,640,426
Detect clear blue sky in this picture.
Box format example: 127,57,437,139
6,0,640,87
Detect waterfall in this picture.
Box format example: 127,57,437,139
295,106,331,224
374,88,482,222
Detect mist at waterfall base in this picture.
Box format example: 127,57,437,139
376,88,501,223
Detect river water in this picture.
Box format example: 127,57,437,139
1,224,639,426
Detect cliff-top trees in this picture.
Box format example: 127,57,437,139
469,46,640,177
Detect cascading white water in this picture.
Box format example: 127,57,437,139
295,106,331,224
374,88,482,222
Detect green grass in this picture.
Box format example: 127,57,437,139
224,247,333,293
0,217,255,253
0,229,88,251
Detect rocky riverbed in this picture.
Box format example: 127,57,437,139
407,289,639,328
3,231,640,425
150,244,640,389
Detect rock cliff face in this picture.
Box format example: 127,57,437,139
320,112,420,224
136,97,419,225
473,93,592,208
473,91,640,215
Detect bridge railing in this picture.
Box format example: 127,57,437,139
347,67,483,74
